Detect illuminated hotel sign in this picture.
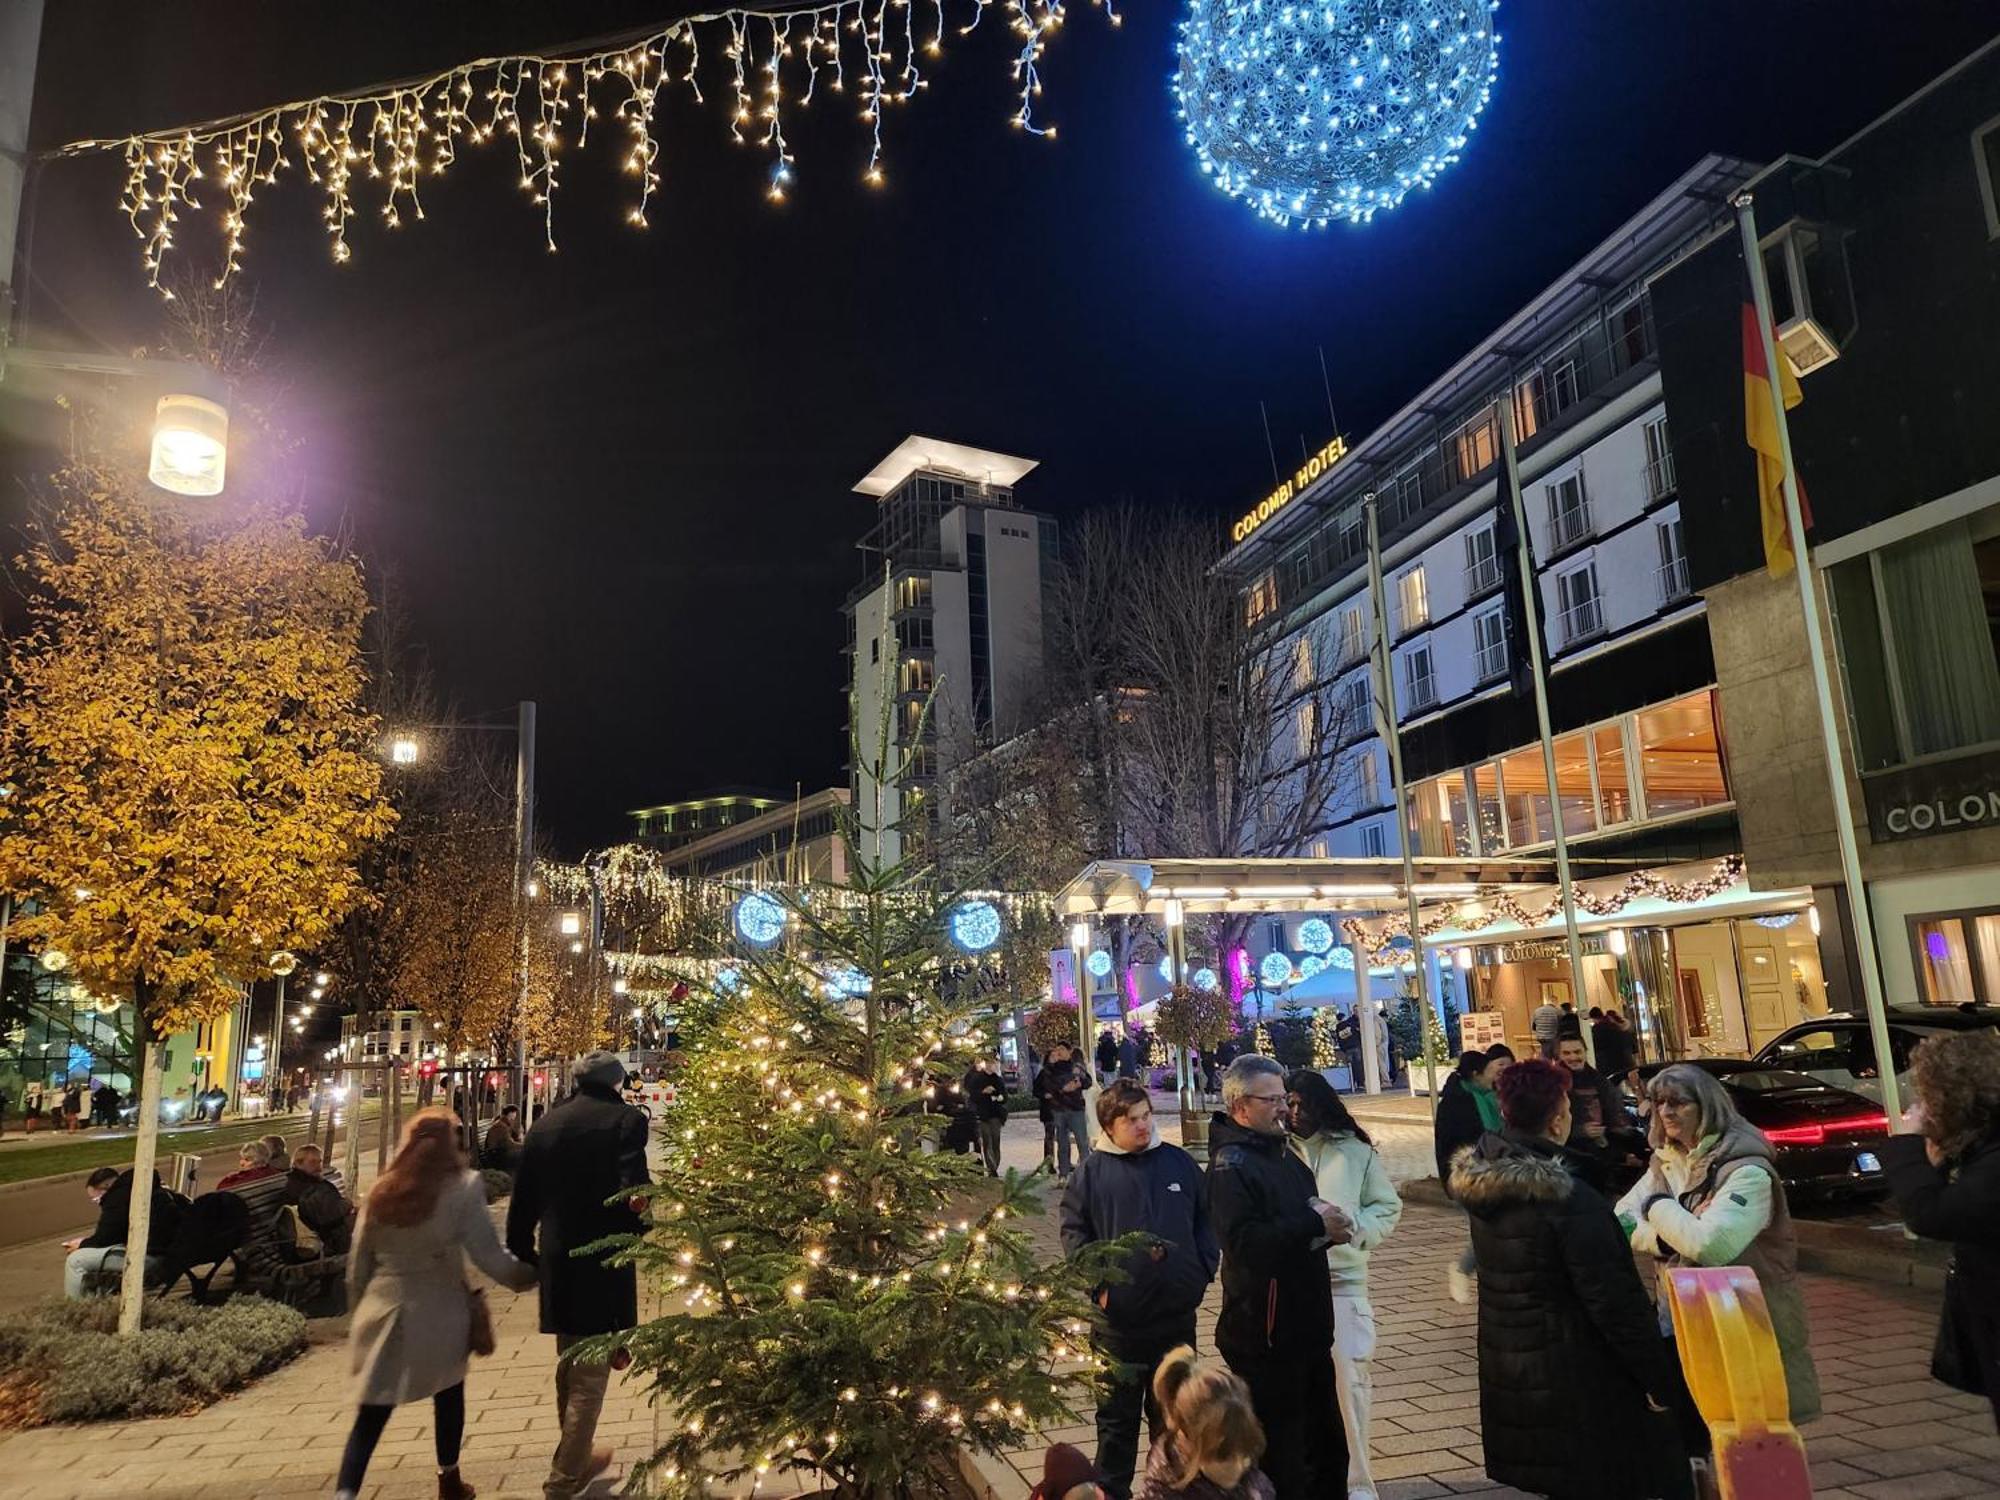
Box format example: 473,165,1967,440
1232,434,1349,544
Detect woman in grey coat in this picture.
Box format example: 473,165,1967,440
336,1108,537,1500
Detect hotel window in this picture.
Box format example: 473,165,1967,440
1409,771,1474,856
1656,516,1690,603
1546,471,1591,551
1473,607,1507,683
1556,563,1603,646
1911,907,2000,1005
1311,838,1330,859
1636,691,1729,819
1472,761,1505,852
1979,115,2000,238
1245,570,1279,627
1398,464,1424,515
1498,739,1595,847
1829,511,2000,771
1465,523,1502,597
1338,672,1372,732
1361,821,1388,858
1450,410,1498,483
1401,642,1437,714
1592,722,1634,826
1295,699,1318,759
1395,566,1429,635
1644,415,1677,502
1292,633,1315,691
1337,604,1367,665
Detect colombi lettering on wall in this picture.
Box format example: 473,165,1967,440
1233,435,1350,544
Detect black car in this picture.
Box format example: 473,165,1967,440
1751,1005,2000,1110
1632,1059,1891,1202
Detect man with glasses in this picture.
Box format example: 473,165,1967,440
1206,1055,1352,1500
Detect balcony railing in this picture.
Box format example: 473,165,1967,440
1465,554,1503,597
1657,554,1692,604
1475,639,1508,683
1550,501,1593,552
1557,595,1605,646
1645,451,1678,502
1402,670,1438,713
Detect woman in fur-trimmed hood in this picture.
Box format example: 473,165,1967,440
1450,1060,1696,1500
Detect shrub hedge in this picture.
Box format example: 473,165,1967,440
0,1294,307,1427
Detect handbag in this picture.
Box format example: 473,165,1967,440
467,1286,497,1358
1930,1261,1982,1395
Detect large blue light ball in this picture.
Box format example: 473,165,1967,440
1299,917,1335,954
1259,950,1296,987
1193,966,1221,993
1174,0,1501,228
949,899,1003,953
733,891,787,948
1087,948,1114,979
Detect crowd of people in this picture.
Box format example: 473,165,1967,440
1045,1021,2000,1500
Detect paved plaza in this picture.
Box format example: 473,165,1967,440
0,1105,1992,1499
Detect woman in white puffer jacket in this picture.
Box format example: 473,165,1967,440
1287,1068,1404,1500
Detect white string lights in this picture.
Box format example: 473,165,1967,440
54,0,1116,295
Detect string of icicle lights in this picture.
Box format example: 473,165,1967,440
52,0,1116,295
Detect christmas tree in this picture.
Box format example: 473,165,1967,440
1311,1006,1339,1069
599,686,1124,1499
1253,1020,1274,1057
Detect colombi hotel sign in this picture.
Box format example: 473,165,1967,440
1232,435,1350,544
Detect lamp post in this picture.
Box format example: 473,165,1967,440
1067,920,1097,1111
268,951,298,1111
383,702,536,1106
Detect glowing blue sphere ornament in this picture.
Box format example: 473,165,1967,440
1193,966,1221,993
1174,0,1501,228
733,891,787,948
823,965,873,998
949,898,1003,954
1087,948,1114,979
715,966,742,993
1299,953,1329,979
1299,917,1335,954
1330,947,1356,971
1259,950,1296,987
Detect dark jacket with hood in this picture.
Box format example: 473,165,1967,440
1061,1122,1218,1351
963,1065,1009,1123
1433,1073,1485,1188
81,1168,184,1253
1882,1125,2000,1410
505,1079,650,1335
1450,1131,1695,1500
1204,1114,1333,1362
1037,1056,1088,1114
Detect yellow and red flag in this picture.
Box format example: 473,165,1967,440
1743,303,1811,577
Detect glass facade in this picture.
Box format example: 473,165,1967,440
1,957,138,1104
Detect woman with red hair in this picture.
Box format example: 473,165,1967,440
1448,1059,1694,1500
336,1108,537,1500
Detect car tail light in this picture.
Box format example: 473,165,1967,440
1763,1111,1888,1147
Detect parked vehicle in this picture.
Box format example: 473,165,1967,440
1752,1006,2000,1107
1630,1060,1890,1202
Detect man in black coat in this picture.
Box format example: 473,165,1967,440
1205,1055,1352,1500
507,1051,651,1499
62,1166,182,1297
1061,1080,1219,1499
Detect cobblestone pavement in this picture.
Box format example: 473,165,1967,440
1,1108,1993,1499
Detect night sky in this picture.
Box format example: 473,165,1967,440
8,1,1997,853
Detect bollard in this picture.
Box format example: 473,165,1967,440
1666,1266,1811,1500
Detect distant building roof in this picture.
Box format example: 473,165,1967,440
853,435,1039,499
627,788,786,818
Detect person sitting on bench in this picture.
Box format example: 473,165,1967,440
285,1143,355,1254
63,1166,183,1298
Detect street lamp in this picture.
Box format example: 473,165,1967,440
559,911,583,937
147,393,229,496
390,736,420,765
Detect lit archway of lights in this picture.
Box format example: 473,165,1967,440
1173,0,1501,228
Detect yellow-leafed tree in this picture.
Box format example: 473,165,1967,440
0,457,391,1334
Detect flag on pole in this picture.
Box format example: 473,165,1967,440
1743,303,1811,576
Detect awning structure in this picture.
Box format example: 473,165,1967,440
1053,856,1637,921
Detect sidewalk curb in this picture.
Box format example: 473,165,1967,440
0,1168,93,1196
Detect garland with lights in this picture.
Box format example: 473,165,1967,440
1311,1005,1339,1069
1340,855,1747,962
54,0,1116,294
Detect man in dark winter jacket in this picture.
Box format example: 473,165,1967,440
1450,1059,1695,1500
1038,1043,1091,1181
62,1166,183,1297
1205,1055,1351,1500
508,1052,651,1500
1061,1079,1218,1500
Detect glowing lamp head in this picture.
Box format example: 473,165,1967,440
390,736,420,765
148,393,229,496
559,911,584,937
268,950,299,977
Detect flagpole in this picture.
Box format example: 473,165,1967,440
1365,496,1438,1116
1497,399,1596,1066
1736,192,1903,1127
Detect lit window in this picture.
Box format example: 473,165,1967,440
1395,567,1429,635
1292,634,1314,690
1593,723,1633,826
1912,908,2000,1005
1636,692,1729,819
1408,772,1473,856
1245,571,1278,627
1450,411,1498,482
1337,605,1367,665
1295,700,1317,759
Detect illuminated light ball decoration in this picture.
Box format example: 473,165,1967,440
1329,947,1356,971
948,898,1003,954
715,966,742,993
1299,953,1329,979
1298,917,1335,955
1086,948,1115,979
1193,966,1221,993
1259,950,1296,988
733,891,787,948
1158,955,1179,984
1753,913,1800,930
1173,0,1502,229
823,965,873,998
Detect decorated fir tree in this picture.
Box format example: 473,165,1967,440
1253,1020,1274,1057
1311,1005,1339,1069
600,680,1122,1499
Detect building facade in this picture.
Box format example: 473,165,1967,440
1217,154,1841,1063
655,787,851,885
1653,39,2000,1014
844,437,1056,866
338,1008,432,1067
629,791,786,852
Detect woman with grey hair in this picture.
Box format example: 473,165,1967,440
1614,1063,1820,1422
